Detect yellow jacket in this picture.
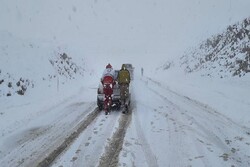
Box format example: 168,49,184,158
118,69,131,84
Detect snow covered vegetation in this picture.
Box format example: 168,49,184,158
180,17,250,78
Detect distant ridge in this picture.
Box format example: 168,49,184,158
180,17,250,78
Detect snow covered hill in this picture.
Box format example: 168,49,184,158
0,31,87,97
179,17,250,78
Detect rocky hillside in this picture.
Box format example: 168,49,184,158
46,52,85,82
180,17,250,78
0,71,34,97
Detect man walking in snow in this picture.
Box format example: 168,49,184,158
117,64,131,113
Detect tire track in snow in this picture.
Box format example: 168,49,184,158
144,77,250,167
133,103,159,167
0,102,98,167
143,82,210,165
98,104,133,167
141,77,189,166
37,107,100,167
70,112,120,167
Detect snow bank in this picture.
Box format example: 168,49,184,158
150,69,250,127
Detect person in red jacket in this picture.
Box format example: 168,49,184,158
101,63,115,115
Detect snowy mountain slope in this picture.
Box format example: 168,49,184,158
0,31,46,95
179,17,250,78
0,31,87,97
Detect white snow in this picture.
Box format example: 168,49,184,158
1,0,250,167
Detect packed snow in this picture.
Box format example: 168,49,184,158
1,0,250,167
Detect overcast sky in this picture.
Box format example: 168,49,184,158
1,0,250,71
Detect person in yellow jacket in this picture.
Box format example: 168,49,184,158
117,64,131,113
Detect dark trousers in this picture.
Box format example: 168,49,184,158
119,83,129,105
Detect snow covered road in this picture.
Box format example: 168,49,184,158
1,77,250,167
0,95,98,166
118,77,250,167
51,106,132,167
